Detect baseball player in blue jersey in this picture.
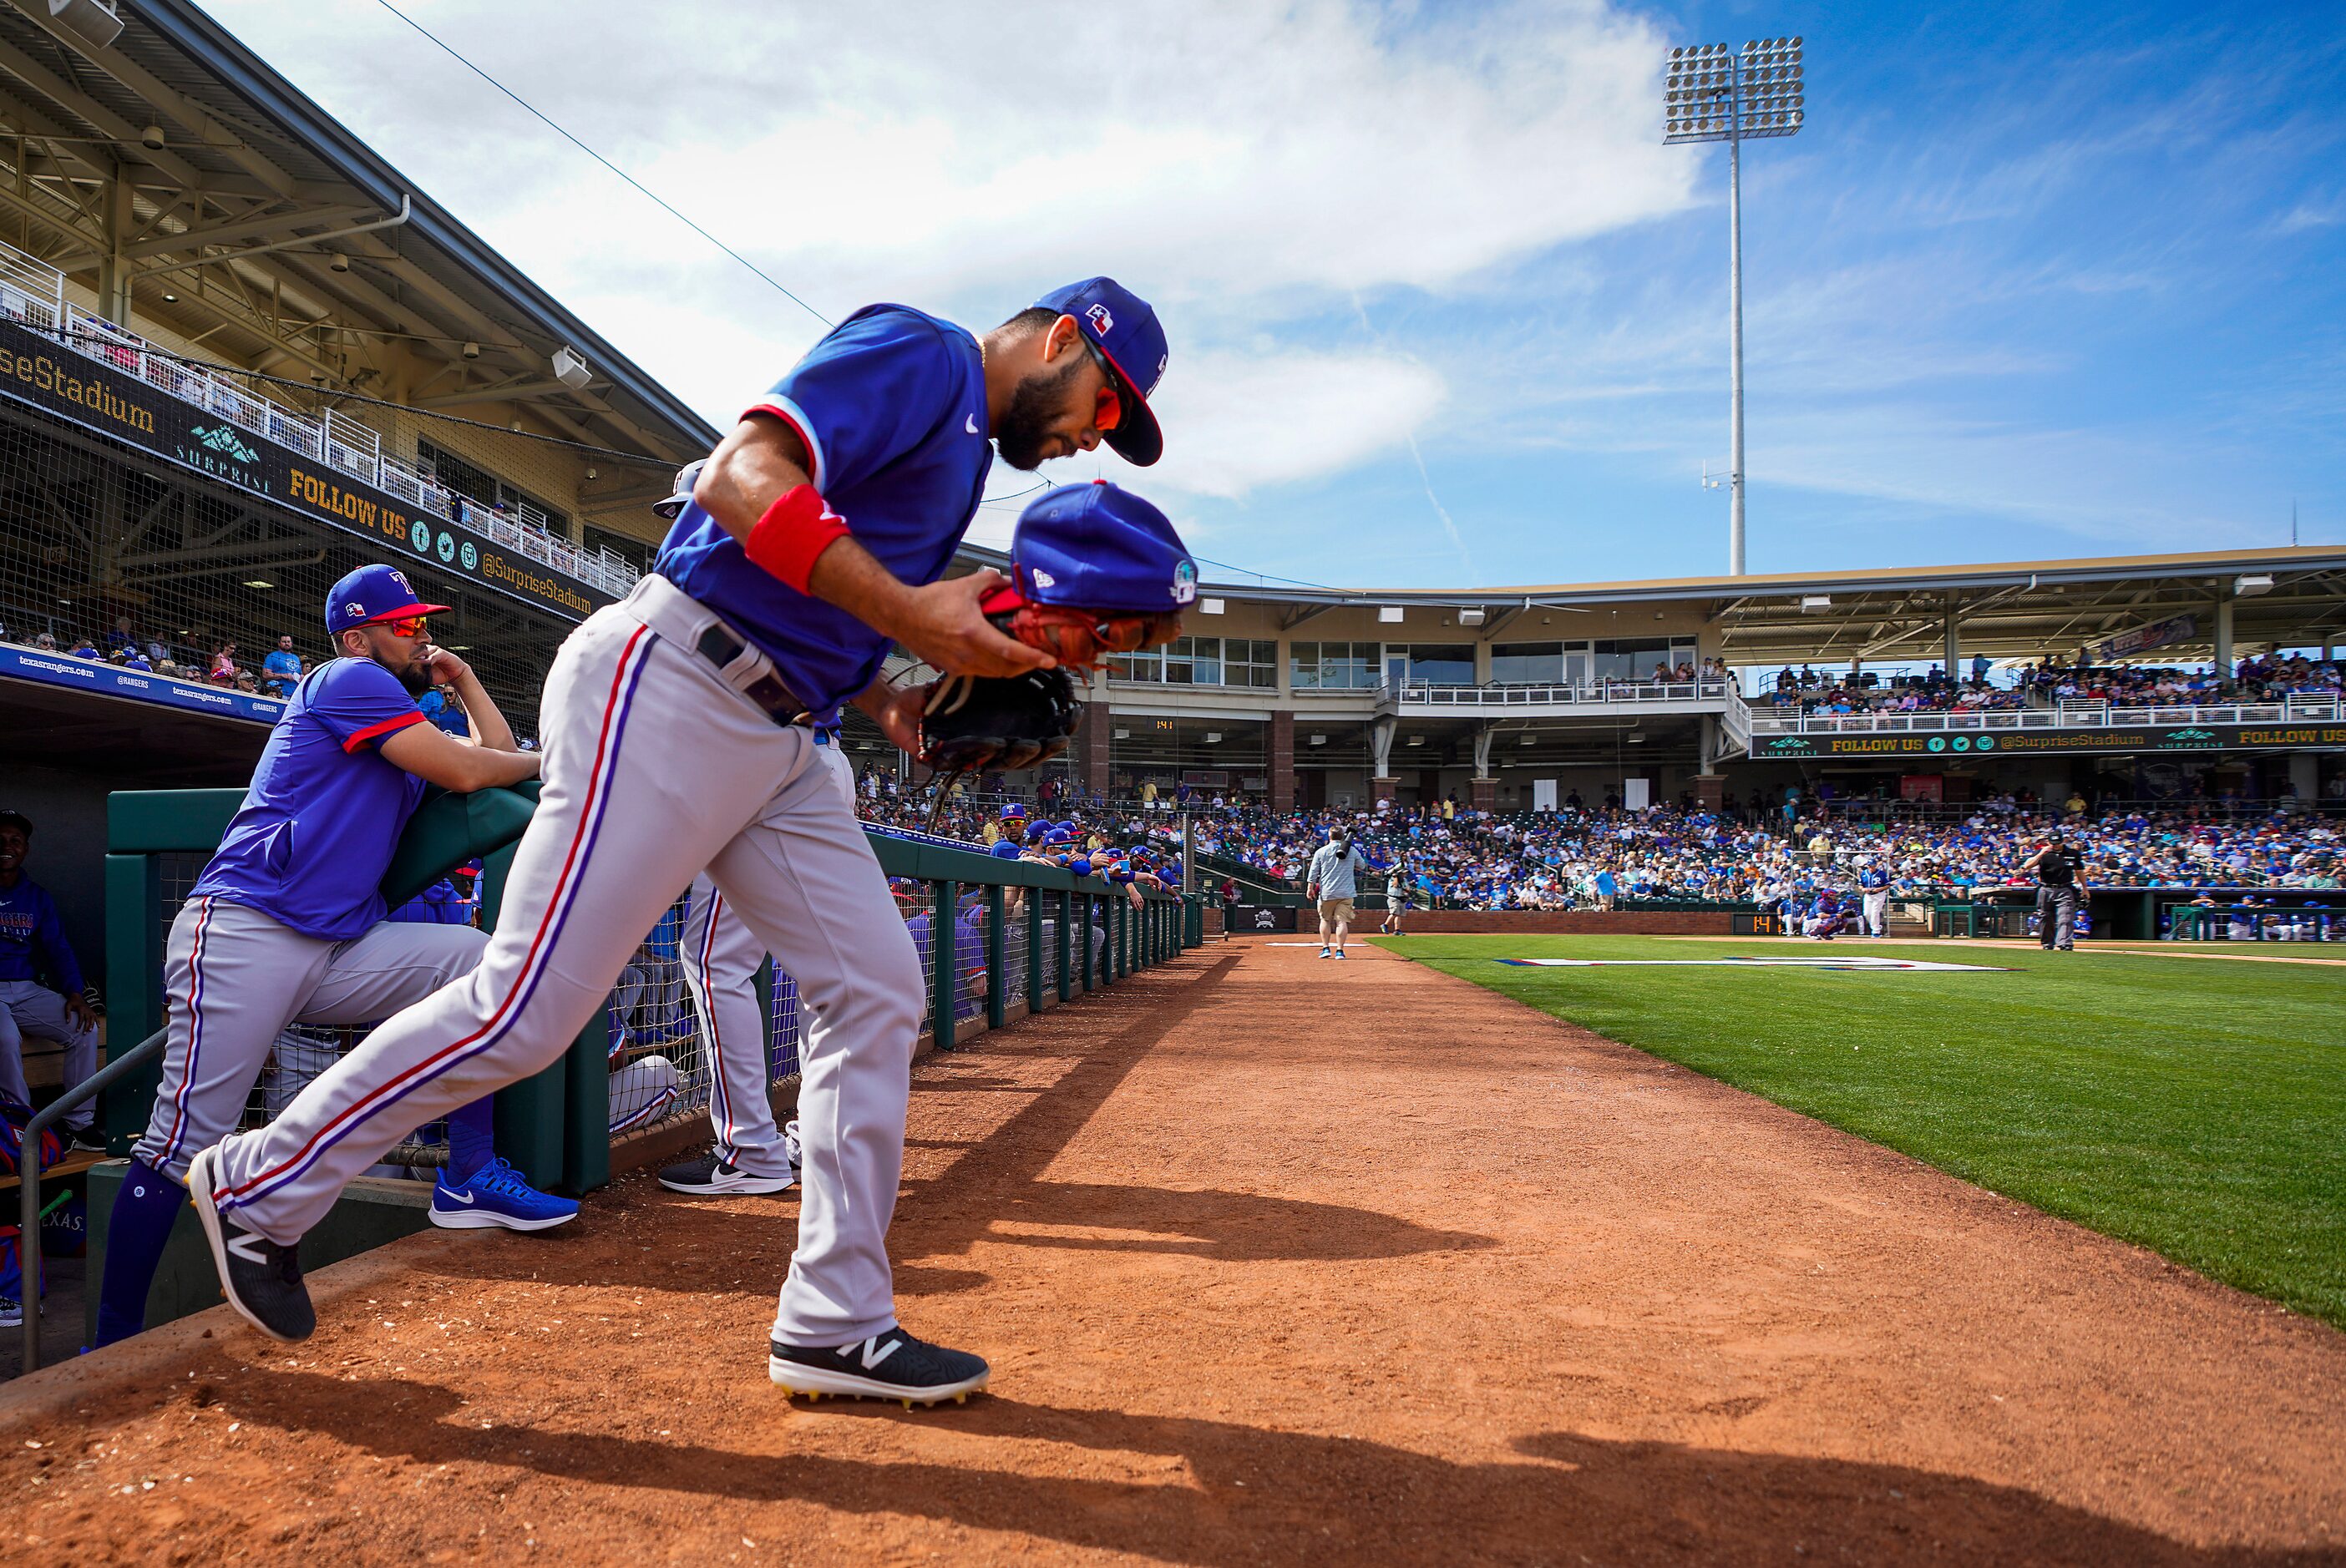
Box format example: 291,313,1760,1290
0,808,99,1147
94,565,563,1347
192,279,1173,1408
1803,888,1848,940
1858,860,1893,938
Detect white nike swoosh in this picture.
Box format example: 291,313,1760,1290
965,414,980,435
444,1188,474,1203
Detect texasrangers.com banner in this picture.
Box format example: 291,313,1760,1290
0,317,612,625
0,643,284,725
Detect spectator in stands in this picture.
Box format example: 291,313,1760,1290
30,633,53,651
263,634,302,698
109,646,152,673
208,642,239,683
68,635,99,660
0,808,100,1154
107,615,137,655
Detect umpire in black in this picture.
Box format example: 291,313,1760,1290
2021,834,2081,951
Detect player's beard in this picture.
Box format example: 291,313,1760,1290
369,648,433,696
992,352,1090,471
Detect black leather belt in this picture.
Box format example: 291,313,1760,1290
694,625,813,727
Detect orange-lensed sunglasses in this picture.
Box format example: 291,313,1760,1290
369,615,430,638
1085,341,1123,433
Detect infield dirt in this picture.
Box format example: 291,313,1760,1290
6,938,2343,1564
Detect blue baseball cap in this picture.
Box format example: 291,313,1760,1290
654,458,707,521
1032,277,1166,466
326,564,449,636
989,838,1021,860
988,483,1197,616
1001,802,1026,819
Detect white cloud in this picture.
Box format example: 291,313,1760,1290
202,0,1686,502
1098,349,1444,501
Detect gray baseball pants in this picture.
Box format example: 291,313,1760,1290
0,979,99,1131
2036,885,2079,948
207,574,925,1347
1862,890,1890,938
134,898,489,1182
680,873,792,1178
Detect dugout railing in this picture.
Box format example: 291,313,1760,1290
17,784,1194,1371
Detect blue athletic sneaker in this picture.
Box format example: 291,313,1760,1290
431,1157,579,1232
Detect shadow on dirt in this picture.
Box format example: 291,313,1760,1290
217,1374,2338,1567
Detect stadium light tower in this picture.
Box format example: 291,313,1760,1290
1665,36,1805,576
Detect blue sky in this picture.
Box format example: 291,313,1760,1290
209,1,2346,589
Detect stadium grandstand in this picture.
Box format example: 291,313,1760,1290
973,546,2346,817
0,0,712,969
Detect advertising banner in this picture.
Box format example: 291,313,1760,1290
1756,723,2346,759
2088,614,2196,663
0,642,282,724
0,319,612,623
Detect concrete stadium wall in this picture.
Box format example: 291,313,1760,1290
1391,911,1736,935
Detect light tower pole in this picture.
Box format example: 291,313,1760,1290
1666,37,1806,576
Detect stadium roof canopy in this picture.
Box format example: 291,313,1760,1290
0,0,717,476
1075,544,2346,666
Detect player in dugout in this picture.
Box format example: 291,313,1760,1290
0,807,100,1148
93,565,572,1348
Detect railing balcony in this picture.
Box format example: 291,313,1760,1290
1746,694,2341,735
0,240,641,604
1386,676,1732,708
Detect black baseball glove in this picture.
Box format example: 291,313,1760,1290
916,668,1081,779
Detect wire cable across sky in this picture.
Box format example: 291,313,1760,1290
371,0,833,330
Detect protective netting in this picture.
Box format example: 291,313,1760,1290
0,397,579,741
606,893,700,1139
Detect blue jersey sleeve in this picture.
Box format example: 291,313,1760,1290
743,307,962,497
307,659,425,754
33,884,84,995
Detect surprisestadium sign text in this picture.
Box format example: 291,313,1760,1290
0,318,610,624
1758,724,2346,759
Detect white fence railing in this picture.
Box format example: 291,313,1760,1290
1387,677,1732,708
0,241,641,603
1747,695,2343,736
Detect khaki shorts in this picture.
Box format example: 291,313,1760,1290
1318,898,1356,923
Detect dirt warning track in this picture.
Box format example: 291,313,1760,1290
6,938,2343,1564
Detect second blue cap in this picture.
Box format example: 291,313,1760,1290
995,482,1197,615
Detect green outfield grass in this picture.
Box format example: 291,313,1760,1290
1377,935,2346,1328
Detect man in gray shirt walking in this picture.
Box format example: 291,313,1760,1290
1307,824,1369,960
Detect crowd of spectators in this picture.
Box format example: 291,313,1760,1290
2011,653,2341,709
4,609,318,698
1764,651,2343,718
849,770,2343,915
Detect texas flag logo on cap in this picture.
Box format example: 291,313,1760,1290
1035,277,1166,467
324,561,453,635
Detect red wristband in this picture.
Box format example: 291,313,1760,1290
742,483,851,593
